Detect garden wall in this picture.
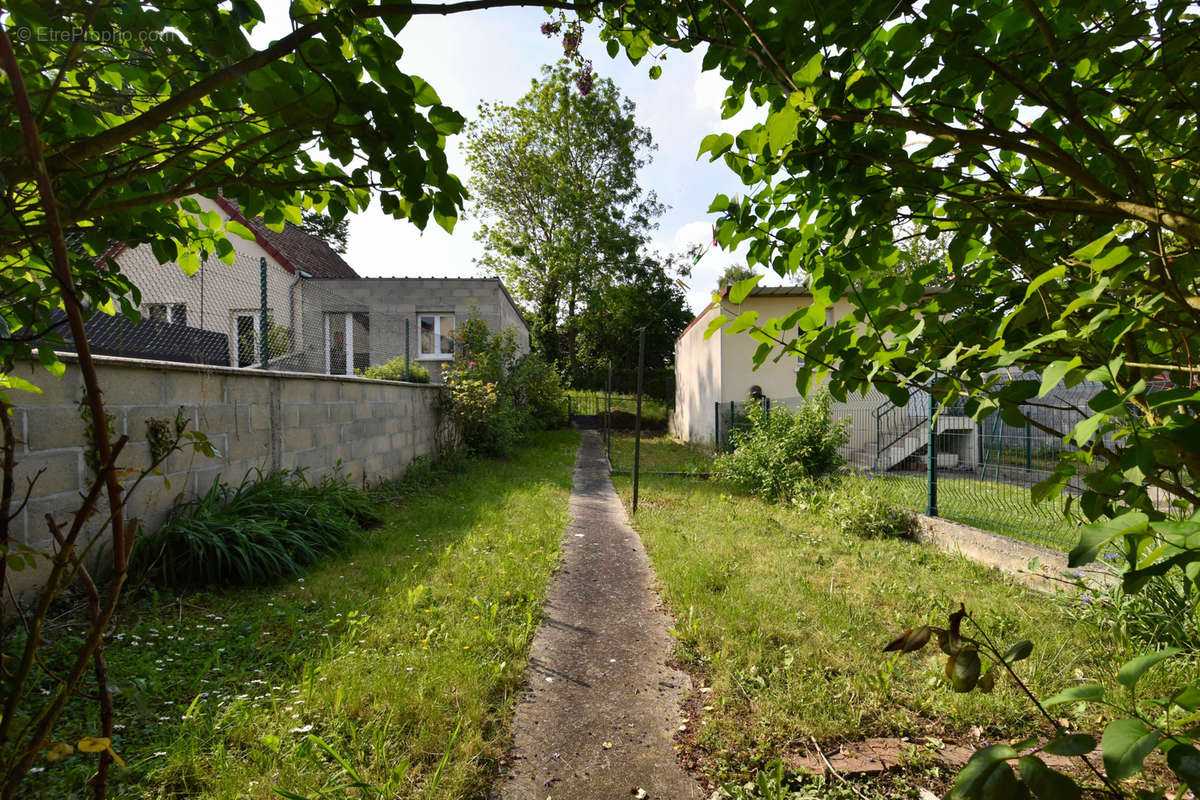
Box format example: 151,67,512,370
8,353,443,594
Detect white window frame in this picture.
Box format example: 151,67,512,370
233,311,263,368
324,312,355,376
417,313,455,360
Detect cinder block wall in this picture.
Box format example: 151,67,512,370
9,353,443,594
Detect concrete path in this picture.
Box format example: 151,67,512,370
494,431,702,800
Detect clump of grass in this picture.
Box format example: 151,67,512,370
136,467,381,586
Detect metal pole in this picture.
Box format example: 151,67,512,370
605,361,612,459
927,388,938,516
259,256,269,369
714,401,720,451
632,328,646,514
1025,421,1032,473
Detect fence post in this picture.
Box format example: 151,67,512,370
259,256,269,369
714,401,720,450
605,361,613,460
927,389,938,516
729,400,735,452
632,328,646,514
404,318,410,381
764,397,771,419
1025,421,1032,473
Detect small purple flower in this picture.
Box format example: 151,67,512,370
540,21,561,36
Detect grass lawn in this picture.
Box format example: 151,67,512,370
610,437,1159,790
870,473,1080,552
27,429,579,799
566,390,670,427
607,431,712,474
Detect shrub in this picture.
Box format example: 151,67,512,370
357,356,430,383
712,395,850,503
134,467,380,586
824,477,917,539
442,312,567,455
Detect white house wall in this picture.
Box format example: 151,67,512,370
671,305,722,444
115,196,296,364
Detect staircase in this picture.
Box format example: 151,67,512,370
870,390,973,471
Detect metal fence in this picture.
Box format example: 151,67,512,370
712,385,1103,550
54,256,434,381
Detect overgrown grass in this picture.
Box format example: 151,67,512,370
610,438,1167,786
25,430,579,799
607,431,712,473
566,390,669,427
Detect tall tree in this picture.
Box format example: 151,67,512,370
301,210,350,253
575,249,693,396
464,62,662,370
715,263,757,292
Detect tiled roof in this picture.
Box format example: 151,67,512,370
213,196,359,279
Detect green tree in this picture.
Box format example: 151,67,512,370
715,263,757,292
580,1,1200,795
574,250,693,396
463,62,662,371
301,210,351,253
0,2,574,796
583,0,1199,521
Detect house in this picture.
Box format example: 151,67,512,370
672,285,978,470
103,196,529,382
302,277,530,383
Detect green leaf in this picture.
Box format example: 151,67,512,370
703,313,729,340
726,310,759,334
1042,685,1104,707
1116,648,1182,689
1018,755,1079,800
1002,640,1033,664
947,649,982,692
1024,265,1066,300
649,65,662,80
1101,718,1159,780
766,105,798,153
1038,358,1081,398
1070,232,1116,261
1040,734,1096,756
729,274,763,304
1167,743,1200,793
793,53,823,86
1068,510,1148,567
226,220,256,242
950,744,1018,800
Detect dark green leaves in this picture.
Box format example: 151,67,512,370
1100,718,1160,780
1068,510,1148,567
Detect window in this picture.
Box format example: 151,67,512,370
234,312,260,368
325,312,370,375
146,303,187,325
418,314,455,358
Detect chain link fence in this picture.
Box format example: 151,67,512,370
60,258,437,381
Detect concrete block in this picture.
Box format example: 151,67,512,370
284,427,312,452
299,404,329,427
282,380,314,404
24,406,89,452
16,449,81,497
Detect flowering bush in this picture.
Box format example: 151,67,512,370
442,312,566,455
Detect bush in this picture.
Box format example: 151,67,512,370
134,467,380,586
824,477,917,539
357,356,430,383
712,395,850,502
442,312,567,455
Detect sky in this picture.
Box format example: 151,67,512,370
249,2,779,314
